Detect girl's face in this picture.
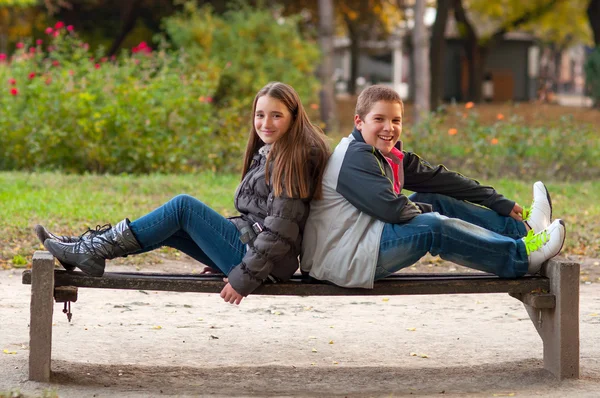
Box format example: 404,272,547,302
254,95,292,145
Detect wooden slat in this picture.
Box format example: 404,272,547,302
22,270,550,296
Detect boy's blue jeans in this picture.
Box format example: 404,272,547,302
128,194,246,275
375,193,529,280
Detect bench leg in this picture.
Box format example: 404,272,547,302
29,251,55,382
524,258,580,379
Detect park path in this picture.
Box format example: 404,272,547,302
1,262,600,397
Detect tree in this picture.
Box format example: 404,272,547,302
588,0,600,46
412,0,430,121
318,0,338,132
283,0,404,94
430,0,450,109
454,0,562,102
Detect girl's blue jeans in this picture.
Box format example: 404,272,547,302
375,193,529,280
128,194,246,275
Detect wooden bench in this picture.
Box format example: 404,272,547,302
22,250,580,382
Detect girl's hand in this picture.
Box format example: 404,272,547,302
509,203,524,222
220,279,244,305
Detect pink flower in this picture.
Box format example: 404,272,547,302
10,88,18,96
45,77,52,85
110,55,116,61
45,27,53,35
52,60,60,67
68,70,74,76
36,39,43,45
47,46,55,52
66,25,74,32
53,31,60,38
101,57,108,63
0,53,6,61
29,47,36,54
82,43,89,50
8,78,16,85
28,72,36,79
55,21,65,30
94,63,100,69
16,42,24,49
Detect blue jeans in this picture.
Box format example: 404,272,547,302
128,194,246,275
374,193,529,280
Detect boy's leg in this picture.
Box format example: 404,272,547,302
375,212,529,280
409,192,526,239
130,194,246,274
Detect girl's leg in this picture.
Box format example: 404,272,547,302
374,212,529,280
409,192,527,239
130,194,245,275
135,230,223,270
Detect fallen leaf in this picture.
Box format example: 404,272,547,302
329,340,334,344
312,348,317,353
589,313,598,317
382,298,389,302
311,362,316,366
332,361,338,365
3,349,17,355
152,325,162,330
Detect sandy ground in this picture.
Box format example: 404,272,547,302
1,257,600,398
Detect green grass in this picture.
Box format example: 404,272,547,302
1,171,598,268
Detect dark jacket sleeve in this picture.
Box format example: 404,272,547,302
402,152,515,216
228,194,308,296
336,143,421,224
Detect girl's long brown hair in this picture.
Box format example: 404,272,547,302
241,82,330,199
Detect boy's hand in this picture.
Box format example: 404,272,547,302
220,278,244,305
509,203,524,221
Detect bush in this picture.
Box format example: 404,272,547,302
405,106,600,181
584,46,600,107
162,1,322,165
0,26,222,173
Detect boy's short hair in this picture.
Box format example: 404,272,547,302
355,85,404,120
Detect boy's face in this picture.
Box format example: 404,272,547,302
354,100,403,156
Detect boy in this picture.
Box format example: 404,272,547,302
301,85,565,288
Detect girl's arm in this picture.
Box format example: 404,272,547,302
227,194,310,296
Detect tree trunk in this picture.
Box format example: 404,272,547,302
318,0,337,133
430,0,449,109
107,0,142,56
588,0,600,46
412,0,430,122
345,16,360,95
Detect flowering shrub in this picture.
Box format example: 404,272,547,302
0,22,224,173
405,105,600,180
162,1,322,155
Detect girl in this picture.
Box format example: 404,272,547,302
37,82,331,305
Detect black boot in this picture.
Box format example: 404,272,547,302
35,224,112,271
44,219,141,277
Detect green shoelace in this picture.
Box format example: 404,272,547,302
522,206,531,221
523,228,549,255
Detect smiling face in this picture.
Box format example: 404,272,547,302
354,100,403,156
254,95,293,145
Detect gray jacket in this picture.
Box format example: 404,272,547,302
301,129,515,288
228,145,314,296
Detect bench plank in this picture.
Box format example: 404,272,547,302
22,269,550,296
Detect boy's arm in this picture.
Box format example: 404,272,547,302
402,152,515,216
336,145,421,224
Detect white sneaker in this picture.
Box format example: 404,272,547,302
525,181,552,234
523,219,566,274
